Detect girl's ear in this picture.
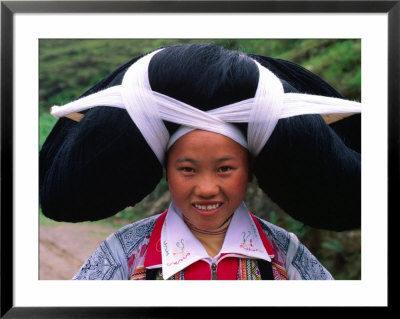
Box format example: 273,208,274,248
248,152,254,183
164,149,172,182
248,173,254,183
164,166,168,182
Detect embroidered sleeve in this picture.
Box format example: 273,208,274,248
73,233,129,280
73,215,159,280
286,232,334,280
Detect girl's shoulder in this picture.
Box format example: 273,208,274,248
254,216,334,280
115,213,160,236
254,216,292,254
111,214,160,256
73,214,161,280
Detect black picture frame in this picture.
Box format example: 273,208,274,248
1,0,397,317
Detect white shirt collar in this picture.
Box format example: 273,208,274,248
160,202,272,280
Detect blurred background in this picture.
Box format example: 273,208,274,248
39,39,361,280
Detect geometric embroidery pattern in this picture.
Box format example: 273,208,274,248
292,244,333,280
130,266,147,280
238,258,262,280
114,215,158,258
271,261,288,280
73,241,119,280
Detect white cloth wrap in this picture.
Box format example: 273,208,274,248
51,48,362,163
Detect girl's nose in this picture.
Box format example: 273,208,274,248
194,176,219,198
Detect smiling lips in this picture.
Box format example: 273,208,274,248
192,202,223,216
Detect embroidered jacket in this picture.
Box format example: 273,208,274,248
73,205,333,280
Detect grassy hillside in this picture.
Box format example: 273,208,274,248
39,39,361,279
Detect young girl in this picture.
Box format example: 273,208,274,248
40,43,361,280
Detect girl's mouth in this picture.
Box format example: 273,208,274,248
193,203,222,210
192,202,223,216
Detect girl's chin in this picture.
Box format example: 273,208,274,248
189,216,228,232
193,222,223,232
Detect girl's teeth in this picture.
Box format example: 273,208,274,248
194,203,221,210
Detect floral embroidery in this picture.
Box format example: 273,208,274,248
163,240,169,256
241,231,253,247
240,231,265,253
173,239,185,256
166,238,190,266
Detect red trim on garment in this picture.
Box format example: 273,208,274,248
184,257,239,280
144,210,168,268
184,260,211,280
217,257,239,279
249,212,275,257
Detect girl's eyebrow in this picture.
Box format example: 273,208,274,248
175,156,236,164
175,157,198,164
215,156,236,163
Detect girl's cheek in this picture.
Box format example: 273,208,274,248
232,176,250,194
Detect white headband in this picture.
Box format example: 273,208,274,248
51,48,361,163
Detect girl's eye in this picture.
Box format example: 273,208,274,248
218,166,232,173
180,167,195,173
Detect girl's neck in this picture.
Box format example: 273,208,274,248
183,215,233,258
183,214,232,237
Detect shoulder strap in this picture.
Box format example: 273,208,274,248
145,268,160,280
258,259,274,280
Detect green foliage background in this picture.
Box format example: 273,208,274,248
39,39,361,280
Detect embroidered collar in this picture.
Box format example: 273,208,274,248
147,202,274,280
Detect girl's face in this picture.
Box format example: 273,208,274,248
166,130,251,231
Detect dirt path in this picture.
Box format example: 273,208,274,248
39,223,118,280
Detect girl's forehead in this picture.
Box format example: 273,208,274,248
168,130,248,159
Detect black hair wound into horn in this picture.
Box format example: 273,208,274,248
40,43,360,230
39,54,162,222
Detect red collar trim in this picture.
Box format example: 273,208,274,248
144,209,276,269
143,210,168,268
249,212,275,257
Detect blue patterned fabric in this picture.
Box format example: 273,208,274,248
73,241,120,280
292,243,333,280
114,215,158,258
253,217,333,280
256,217,291,253
73,215,158,280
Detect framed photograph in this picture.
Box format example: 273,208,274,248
2,0,397,316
